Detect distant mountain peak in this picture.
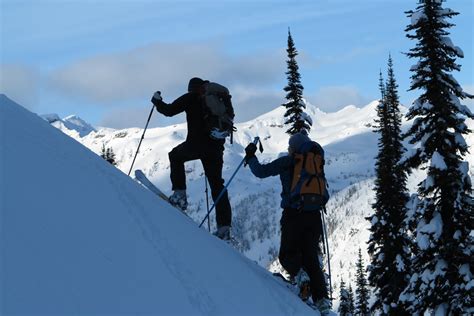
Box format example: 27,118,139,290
40,113,96,137
63,114,96,137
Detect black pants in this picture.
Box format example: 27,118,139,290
168,141,232,227
279,209,328,302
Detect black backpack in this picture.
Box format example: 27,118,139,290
201,82,236,142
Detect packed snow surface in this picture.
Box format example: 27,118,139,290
0,94,318,315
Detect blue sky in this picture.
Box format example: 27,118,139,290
1,0,472,128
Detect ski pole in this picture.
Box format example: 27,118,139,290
321,207,333,299
127,104,155,176
205,176,211,232
199,136,260,228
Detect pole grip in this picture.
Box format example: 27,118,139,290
244,136,261,167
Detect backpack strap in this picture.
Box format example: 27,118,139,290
291,153,304,191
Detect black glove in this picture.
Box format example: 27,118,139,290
244,143,257,163
151,91,162,105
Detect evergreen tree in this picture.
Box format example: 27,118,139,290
282,29,310,135
367,57,412,314
100,143,107,160
106,147,117,166
338,279,352,316
355,248,369,315
348,283,356,315
100,143,117,166
401,1,474,313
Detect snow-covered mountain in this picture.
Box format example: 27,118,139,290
1,94,321,315
41,113,96,137
41,97,474,309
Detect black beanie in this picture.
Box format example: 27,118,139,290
289,132,311,152
188,77,205,92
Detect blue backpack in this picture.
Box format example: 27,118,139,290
290,141,329,211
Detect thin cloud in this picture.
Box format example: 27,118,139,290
305,45,388,69
231,86,285,123
48,42,284,105
309,85,372,112
99,106,186,129
98,87,285,129
0,64,40,110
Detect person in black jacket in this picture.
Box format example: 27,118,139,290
151,77,233,240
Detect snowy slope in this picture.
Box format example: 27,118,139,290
0,94,318,315
42,97,474,309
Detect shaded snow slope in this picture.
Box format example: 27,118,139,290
0,94,316,315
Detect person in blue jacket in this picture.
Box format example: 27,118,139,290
244,132,331,313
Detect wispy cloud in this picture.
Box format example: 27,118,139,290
98,87,285,129
308,85,372,112
0,64,40,110
302,45,389,70
230,86,284,122
99,105,186,129
48,42,285,105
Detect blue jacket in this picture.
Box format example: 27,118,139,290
248,144,330,210
247,155,294,209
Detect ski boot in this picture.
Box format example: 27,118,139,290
169,190,188,211
213,225,231,241
314,298,332,315
294,269,311,301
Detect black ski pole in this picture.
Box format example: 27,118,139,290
205,176,211,232
321,206,333,300
127,104,155,176
199,136,261,228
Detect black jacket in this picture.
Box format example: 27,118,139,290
153,92,224,147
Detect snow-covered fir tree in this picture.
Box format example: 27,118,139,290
355,248,370,315
106,147,117,166
100,143,107,160
282,29,310,135
400,0,474,314
338,279,352,316
100,144,117,166
367,57,412,314
348,284,356,315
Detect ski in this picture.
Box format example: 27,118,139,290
135,170,239,246
134,169,185,214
